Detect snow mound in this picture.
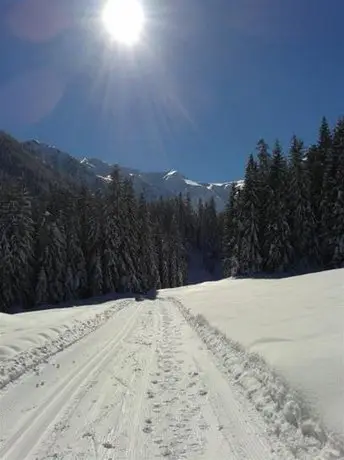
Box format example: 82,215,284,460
0,301,127,389
174,300,344,460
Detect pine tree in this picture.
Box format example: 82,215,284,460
256,139,271,266
307,117,332,262
137,194,159,291
102,168,121,293
288,136,319,268
240,155,262,274
222,183,240,277
35,208,67,305
63,192,87,300
201,198,219,273
0,183,34,312
266,141,292,272
330,118,344,266
118,178,140,292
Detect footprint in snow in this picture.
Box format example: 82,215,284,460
103,442,115,449
143,425,153,434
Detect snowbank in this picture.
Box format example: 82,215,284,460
162,269,344,438
174,300,343,459
0,300,127,389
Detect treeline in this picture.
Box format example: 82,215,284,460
222,117,344,276
0,167,220,313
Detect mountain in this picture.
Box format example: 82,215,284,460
81,156,243,210
2,135,242,209
0,133,65,194
23,140,105,190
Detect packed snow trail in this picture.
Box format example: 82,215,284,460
0,299,299,459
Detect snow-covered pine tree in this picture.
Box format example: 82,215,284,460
157,235,169,288
184,193,197,246
307,117,332,264
118,178,140,292
222,183,243,277
200,198,220,274
63,191,87,300
0,183,34,312
76,187,103,297
330,118,344,267
240,155,262,274
265,141,292,273
35,207,67,305
102,167,121,293
137,194,159,291
288,136,319,269
256,139,272,268
196,199,205,251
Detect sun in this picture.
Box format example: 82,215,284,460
102,0,145,46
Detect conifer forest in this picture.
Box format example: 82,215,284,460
1,116,344,313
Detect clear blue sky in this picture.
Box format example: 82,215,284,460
0,0,343,182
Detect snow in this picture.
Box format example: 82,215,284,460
80,157,95,167
163,169,178,179
236,179,245,188
1,290,343,459
96,174,112,182
184,178,202,187
0,300,127,389
209,182,231,188
164,269,344,441
0,299,294,460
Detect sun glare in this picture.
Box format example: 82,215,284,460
102,0,145,46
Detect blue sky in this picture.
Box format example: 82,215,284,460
0,0,343,182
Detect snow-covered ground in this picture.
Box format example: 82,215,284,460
164,269,344,442
0,300,127,389
1,273,343,459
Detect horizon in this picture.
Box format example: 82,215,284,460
1,0,344,182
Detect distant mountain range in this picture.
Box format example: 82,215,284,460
79,157,242,210
1,135,242,210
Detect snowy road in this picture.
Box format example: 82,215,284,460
0,298,293,460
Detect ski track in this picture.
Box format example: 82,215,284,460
0,298,299,459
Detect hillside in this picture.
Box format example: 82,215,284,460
0,133,63,194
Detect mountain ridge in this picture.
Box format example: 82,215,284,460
78,150,243,210
3,135,243,209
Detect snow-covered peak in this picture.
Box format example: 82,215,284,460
80,158,95,168
163,169,181,180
